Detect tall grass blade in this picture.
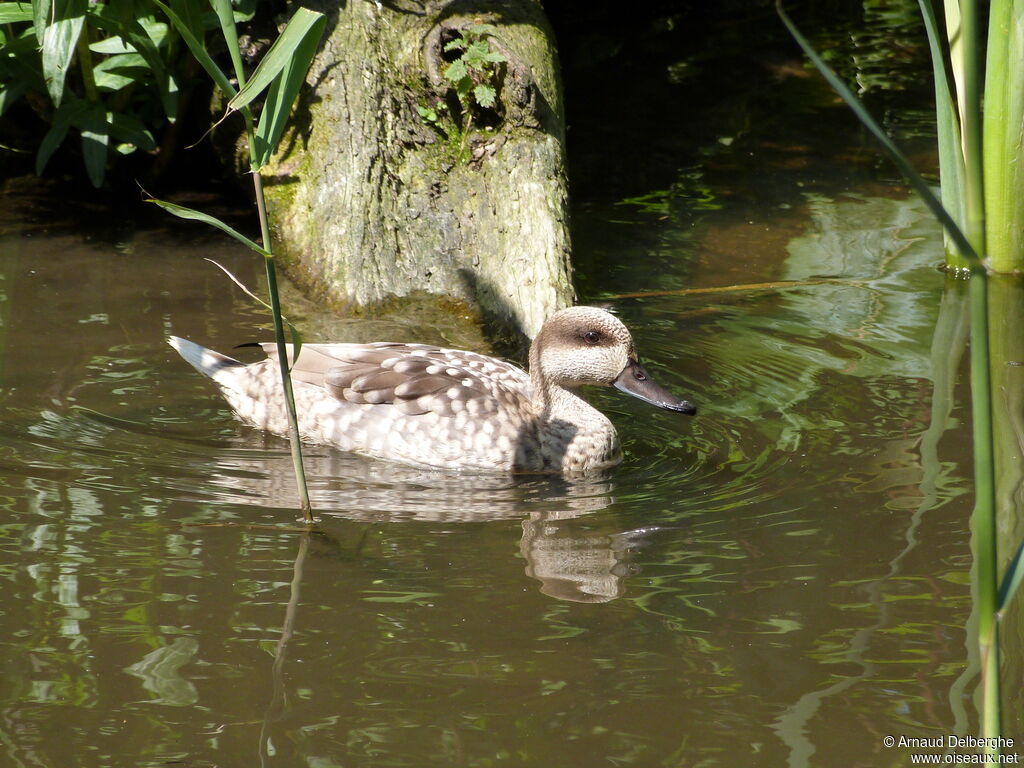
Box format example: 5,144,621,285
152,0,235,99
226,8,323,114
239,10,325,168
40,0,87,107
775,2,980,268
147,198,270,256
210,0,246,86
209,0,314,521
983,0,1024,272
997,539,1024,615
204,258,303,363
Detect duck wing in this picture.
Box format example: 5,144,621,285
258,342,532,418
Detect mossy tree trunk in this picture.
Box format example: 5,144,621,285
262,0,574,340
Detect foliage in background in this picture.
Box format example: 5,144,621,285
0,0,254,187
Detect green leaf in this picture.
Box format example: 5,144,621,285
464,40,492,67
152,0,235,100
79,104,110,187
135,16,169,48
32,0,49,45
230,0,256,23
40,0,87,107
0,79,28,117
466,23,497,37
444,58,467,83
94,69,135,92
89,35,136,55
108,111,156,150
473,83,496,108
147,198,270,256
443,37,466,53
123,20,177,121
227,7,324,114
93,52,148,73
35,98,87,174
998,537,1024,615
251,8,326,168
0,2,33,24
417,105,437,122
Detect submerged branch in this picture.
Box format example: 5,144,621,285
603,278,871,300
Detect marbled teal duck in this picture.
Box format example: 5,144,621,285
168,306,696,475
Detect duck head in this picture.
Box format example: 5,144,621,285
529,306,697,415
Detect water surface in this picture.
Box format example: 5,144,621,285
0,7,1014,766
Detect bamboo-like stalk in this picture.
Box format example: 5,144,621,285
212,0,314,522
777,1,1003,743
983,0,1024,272
919,0,969,270
958,0,986,260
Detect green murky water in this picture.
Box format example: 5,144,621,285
2,182,1013,768
3,6,1023,767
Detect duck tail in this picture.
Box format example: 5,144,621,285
168,336,244,381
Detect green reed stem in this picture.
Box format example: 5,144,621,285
959,0,986,260
919,0,969,269
777,2,1001,740
982,0,1024,272
212,0,313,522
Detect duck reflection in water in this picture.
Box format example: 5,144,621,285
169,306,695,601
191,448,664,603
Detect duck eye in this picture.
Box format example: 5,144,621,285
582,330,601,344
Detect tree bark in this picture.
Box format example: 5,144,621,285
262,0,574,340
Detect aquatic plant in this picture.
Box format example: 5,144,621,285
150,0,325,522
919,0,1024,274
778,1,1024,751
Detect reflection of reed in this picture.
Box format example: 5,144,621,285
259,531,311,768
775,277,972,761
987,275,1024,729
